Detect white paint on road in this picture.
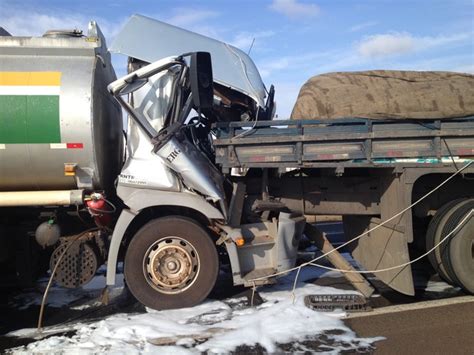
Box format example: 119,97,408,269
346,295,474,319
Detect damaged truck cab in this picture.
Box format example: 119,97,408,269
105,17,304,309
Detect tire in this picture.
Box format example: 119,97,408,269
124,216,219,310
441,200,474,294
426,198,467,282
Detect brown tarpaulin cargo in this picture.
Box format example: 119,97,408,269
290,70,474,120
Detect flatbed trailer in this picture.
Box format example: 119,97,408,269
213,117,474,296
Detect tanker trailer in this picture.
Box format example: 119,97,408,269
0,22,123,287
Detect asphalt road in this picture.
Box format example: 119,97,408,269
345,296,474,355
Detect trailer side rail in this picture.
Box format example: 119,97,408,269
213,117,474,170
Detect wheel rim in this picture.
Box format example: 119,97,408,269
143,237,200,294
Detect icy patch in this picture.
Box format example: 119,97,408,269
9,273,124,310
8,268,380,354
10,286,85,310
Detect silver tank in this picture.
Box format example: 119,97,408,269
0,22,123,192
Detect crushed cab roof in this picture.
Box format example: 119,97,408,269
109,14,266,108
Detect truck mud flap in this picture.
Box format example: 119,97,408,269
304,294,372,312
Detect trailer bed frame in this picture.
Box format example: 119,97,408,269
213,117,474,171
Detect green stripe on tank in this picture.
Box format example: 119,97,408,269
0,95,61,144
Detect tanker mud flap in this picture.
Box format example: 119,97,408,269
304,294,372,313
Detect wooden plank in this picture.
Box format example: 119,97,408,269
148,327,231,346
304,223,375,298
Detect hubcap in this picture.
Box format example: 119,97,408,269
144,237,199,294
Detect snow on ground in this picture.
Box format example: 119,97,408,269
7,267,382,354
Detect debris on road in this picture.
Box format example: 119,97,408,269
304,294,372,313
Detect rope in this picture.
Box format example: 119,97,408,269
308,209,473,274
37,228,98,331
250,281,257,307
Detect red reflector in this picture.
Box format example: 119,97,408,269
386,151,403,157
249,155,266,162
457,148,474,155
317,154,336,160
67,143,83,149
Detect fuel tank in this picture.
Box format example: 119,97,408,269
0,22,123,192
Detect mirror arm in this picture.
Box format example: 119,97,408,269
178,94,194,124
171,68,187,124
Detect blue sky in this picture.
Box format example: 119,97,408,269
1,0,473,117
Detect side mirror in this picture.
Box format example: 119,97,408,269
190,52,214,110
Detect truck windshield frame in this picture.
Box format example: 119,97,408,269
108,57,186,138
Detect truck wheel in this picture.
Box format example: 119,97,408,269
441,200,474,294
124,216,219,310
425,198,467,283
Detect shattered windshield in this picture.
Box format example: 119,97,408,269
108,57,185,137
130,67,179,133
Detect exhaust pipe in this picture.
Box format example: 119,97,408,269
0,190,83,207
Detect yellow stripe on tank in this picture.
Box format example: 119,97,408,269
0,72,62,86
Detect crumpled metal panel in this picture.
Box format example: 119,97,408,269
156,136,227,220
110,14,266,108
